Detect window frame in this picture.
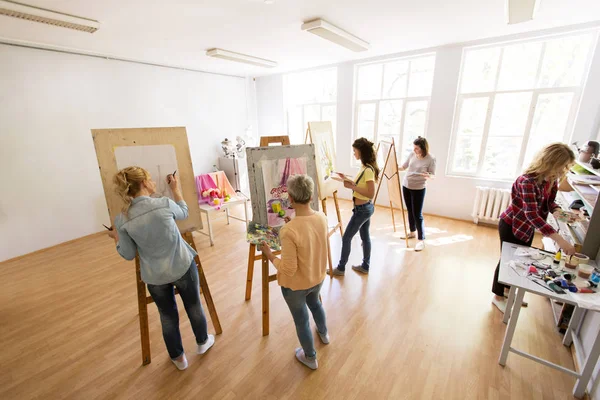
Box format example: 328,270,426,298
283,67,338,144
447,30,598,181
352,53,436,165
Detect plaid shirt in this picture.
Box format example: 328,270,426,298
500,174,559,242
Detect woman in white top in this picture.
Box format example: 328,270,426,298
399,137,436,251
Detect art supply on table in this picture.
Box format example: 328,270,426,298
578,264,594,280
591,269,600,285
553,250,561,265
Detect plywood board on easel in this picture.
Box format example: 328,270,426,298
91,127,202,232
306,121,338,200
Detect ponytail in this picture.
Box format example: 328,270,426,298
113,167,150,215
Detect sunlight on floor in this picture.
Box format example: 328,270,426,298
427,234,474,246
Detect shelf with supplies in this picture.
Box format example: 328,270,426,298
550,164,600,258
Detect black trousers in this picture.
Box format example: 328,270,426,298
491,219,533,296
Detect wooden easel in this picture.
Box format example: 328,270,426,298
136,231,222,365
305,125,344,275
244,135,290,336
374,138,409,247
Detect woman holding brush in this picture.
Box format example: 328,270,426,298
108,167,214,370
491,143,577,313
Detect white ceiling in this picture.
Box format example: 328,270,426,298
1,0,600,77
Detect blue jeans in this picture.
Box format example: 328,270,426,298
338,202,375,271
402,186,426,240
281,281,327,359
147,262,209,360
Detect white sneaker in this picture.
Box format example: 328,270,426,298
295,348,318,370
492,297,507,314
171,354,188,370
415,241,425,252
400,231,416,239
197,334,215,355
317,330,330,345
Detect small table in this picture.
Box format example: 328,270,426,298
498,243,600,399
198,197,249,246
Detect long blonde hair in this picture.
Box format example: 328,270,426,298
113,166,151,214
524,143,575,183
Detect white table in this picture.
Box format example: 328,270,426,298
498,243,600,399
198,197,249,246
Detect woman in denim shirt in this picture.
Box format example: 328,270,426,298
108,167,214,370
333,138,380,276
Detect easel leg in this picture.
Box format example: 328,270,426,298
245,244,256,301
207,215,214,247
398,185,409,248
390,201,397,232
184,232,222,335
321,198,328,215
136,256,151,365
333,191,344,236
327,237,334,276
262,255,270,336
226,207,230,225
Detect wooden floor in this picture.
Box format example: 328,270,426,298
0,200,580,399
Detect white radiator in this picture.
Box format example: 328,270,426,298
472,187,511,224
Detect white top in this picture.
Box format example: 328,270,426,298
401,153,436,190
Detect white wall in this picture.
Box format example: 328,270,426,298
0,44,250,262
255,23,600,221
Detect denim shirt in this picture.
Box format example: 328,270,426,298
114,196,197,285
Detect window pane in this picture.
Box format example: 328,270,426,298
461,48,501,93
488,92,532,137
357,64,383,100
497,42,542,91
453,136,484,174
402,101,429,160
382,60,408,98
408,56,435,97
357,103,377,141
481,137,521,179
303,104,321,137
378,100,403,138
523,92,574,167
322,105,337,145
452,97,489,173
538,34,593,88
287,106,303,144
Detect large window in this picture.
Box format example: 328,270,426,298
284,68,337,144
449,31,597,180
354,54,436,161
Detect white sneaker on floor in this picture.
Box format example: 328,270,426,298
295,348,318,370
400,231,416,239
492,297,507,314
197,334,215,355
415,241,425,252
317,330,330,345
172,354,188,370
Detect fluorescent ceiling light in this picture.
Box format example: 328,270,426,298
205,48,277,68
505,0,540,25
301,19,369,52
0,0,99,33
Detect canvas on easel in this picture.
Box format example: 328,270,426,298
91,127,221,365
306,121,344,272
374,138,409,247
244,137,323,336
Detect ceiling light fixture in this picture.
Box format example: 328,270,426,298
505,0,540,25
301,18,369,52
0,0,99,33
205,48,277,68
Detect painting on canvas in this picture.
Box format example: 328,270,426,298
261,157,308,227
307,121,338,199
114,145,179,200
246,144,319,228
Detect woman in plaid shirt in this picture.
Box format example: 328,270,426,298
491,143,576,313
